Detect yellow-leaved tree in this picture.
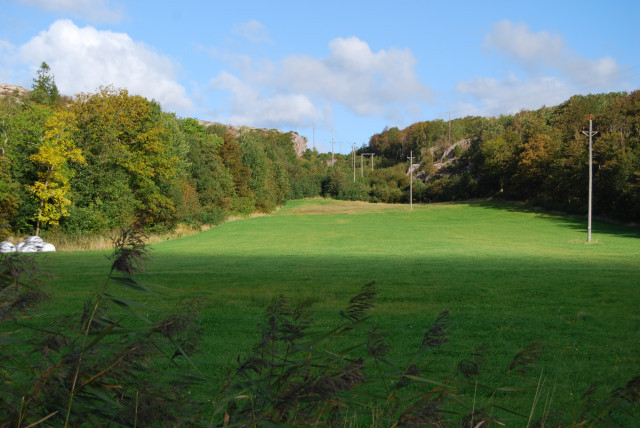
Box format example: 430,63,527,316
27,109,85,235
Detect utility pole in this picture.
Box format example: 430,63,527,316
331,128,334,167
362,153,374,171
448,113,451,146
352,143,356,183
582,115,598,243
407,150,413,209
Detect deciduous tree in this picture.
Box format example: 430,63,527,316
27,109,85,235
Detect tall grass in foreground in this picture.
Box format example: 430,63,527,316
213,282,640,427
0,227,204,426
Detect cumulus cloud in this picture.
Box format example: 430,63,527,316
232,20,272,44
281,37,432,117
456,73,573,117
19,19,192,112
208,36,431,129
455,20,627,117
484,20,622,88
210,71,322,128
19,0,124,23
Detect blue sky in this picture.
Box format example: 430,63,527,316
1,0,638,153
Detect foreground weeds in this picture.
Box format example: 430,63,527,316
212,283,640,427
1,231,639,426
0,227,204,426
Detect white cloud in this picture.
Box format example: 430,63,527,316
232,20,272,44
456,73,573,117
19,19,192,112
281,37,432,117
208,36,431,129
484,20,622,88
19,0,124,23
456,20,627,117
210,71,322,128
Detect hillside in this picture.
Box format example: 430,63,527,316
358,91,640,221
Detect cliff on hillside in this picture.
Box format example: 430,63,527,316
198,120,308,158
0,84,29,101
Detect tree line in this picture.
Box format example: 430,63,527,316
0,64,330,240
327,91,640,223
2,63,639,240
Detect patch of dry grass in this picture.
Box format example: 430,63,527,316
276,198,409,216
45,223,212,252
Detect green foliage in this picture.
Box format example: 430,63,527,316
369,163,409,203
29,62,60,106
205,122,229,137
27,109,85,235
0,228,204,426
198,205,228,226
68,87,181,230
363,90,640,222
0,157,19,239
4,63,640,235
218,282,640,426
220,133,255,214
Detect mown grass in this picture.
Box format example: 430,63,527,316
38,198,640,422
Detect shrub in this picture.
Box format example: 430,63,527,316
198,205,228,226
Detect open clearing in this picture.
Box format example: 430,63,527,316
41,198,640,418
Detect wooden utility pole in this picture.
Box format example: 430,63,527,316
407,150,413,209
352,143,356,182
331,128,334,167
582,115,598,243
448,113,451,146
362,153,375,171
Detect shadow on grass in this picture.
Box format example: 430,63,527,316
465,199,640,240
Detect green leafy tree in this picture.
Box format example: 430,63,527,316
181,118,233,224
476,136,515,194
0,157,19,239
220,132,254,214
70,87,179,230
27,109,85,235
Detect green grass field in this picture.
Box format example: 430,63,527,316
40,198,640,423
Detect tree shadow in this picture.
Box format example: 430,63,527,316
464,199,640,240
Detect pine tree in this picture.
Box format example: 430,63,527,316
30,62,60,106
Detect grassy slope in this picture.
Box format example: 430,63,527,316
42,199,640,419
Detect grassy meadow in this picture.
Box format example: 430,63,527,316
38,198,640,422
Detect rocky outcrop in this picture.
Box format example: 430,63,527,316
289,132,307,158
197,120,308,158
0,84,29,101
